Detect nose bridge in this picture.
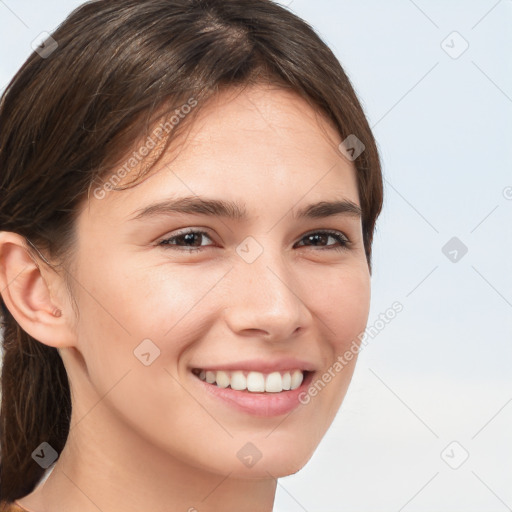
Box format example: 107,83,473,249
222,235,308,339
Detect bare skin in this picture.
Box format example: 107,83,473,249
0,83,370,512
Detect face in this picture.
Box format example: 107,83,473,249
64,84,370,478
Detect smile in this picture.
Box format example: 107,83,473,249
192,368,305,393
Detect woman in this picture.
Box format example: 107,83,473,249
0,1,383,510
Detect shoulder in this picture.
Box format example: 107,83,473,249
0,501,29,512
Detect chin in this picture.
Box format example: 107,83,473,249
225,441,317,480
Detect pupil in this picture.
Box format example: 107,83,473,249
184,233,198,246
309,234,325,245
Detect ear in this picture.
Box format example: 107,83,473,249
0,231,76,348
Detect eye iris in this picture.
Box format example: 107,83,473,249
182,232,201,246
307,233,328,246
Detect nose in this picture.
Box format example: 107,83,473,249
223,245,309,343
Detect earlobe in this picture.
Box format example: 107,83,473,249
0,231,72,348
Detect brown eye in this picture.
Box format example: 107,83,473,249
295,230,350,251
158,230,214,252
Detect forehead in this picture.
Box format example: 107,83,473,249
183,84,344,161
83,84,359,223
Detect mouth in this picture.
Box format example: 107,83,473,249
189,360,316,416
191,368,309,393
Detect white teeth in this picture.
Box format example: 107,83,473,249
230,371,247,391
247,371,265,392
215,370,230,388
282,372,291,390
290,369,303,390
265,372,282,393
195,368,306,393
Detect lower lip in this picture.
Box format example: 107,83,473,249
191,371,314,417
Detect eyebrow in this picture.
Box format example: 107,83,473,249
129,195,362,222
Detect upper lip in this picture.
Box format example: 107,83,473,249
190,357,317,373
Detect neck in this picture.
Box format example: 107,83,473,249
23,389,278,512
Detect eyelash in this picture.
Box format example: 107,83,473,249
157,229,350,253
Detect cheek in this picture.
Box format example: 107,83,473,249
315,265,371,352
126,264,230,346
302,264,370,414
73,255,226,376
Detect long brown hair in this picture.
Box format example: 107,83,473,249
0,0,383,503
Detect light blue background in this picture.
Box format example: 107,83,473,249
1,1,511,510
